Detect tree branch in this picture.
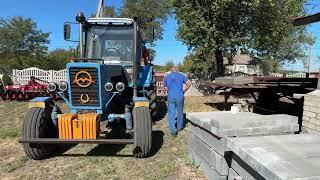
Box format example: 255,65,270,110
291,13,320,26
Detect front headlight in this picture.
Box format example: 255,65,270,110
48,82,57,92
104,82,113,92
116,82,125,92
59,81,68,91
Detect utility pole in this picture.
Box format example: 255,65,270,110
317,52,320,89
307,44,312,78
96,0,104,18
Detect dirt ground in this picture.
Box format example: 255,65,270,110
0,96,227,179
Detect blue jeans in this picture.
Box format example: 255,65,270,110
167,94,184,133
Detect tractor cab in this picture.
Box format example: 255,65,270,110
85,18,135,66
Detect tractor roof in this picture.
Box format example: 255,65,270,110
87,18,134,25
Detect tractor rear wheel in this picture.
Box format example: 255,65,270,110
22,107,58,160
133,107,152,158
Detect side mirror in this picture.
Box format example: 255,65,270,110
64,23,71,40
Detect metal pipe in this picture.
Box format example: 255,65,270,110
19,138,134,144
133,18,138,97
107,107,132,130
79,23,84,58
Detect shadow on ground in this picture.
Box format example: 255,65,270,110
205,102,234,111
152,101,168,123
59,130,164,158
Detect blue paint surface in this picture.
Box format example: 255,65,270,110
30,97,52,102
139,65,153,88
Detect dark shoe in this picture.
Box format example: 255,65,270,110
170,131,178,137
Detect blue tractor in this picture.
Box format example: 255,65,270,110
19,12,158,159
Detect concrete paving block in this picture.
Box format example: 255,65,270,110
187,122,226,155
187,112,298,137
187,148,202,167
220,124,298,137
228,168,243,180
199,160,227,180
226,134,320,180
215,76,254,85
187,137,227,180
231,154,265,180
188,133,230,175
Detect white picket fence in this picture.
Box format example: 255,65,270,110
12,67,67,85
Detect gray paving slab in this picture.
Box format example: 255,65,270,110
228,168,242,180
231,154,265,180
199,160,227,180
186,112,298,137
188,133,229,175
215,76,255,85
226,134,320,180
188,144,227,180
187,122,226,155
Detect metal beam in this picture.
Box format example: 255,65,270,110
19,138,134,144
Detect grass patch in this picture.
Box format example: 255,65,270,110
0,97,215,179
0,127,20,139
2,156,28,173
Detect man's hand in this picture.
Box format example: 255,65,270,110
183,80,192,93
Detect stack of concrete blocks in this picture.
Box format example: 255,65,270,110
215,76,255,85
226,134,320,180
303,90,320,134
186,112,299,180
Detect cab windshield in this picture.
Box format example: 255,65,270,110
86,25,134,65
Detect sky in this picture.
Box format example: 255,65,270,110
0,0,318,69
286,4,320,72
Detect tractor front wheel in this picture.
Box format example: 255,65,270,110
133,107,152,158
22,107,58,160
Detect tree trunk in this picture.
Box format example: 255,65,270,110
215,49,224,77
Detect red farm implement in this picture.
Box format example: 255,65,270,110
0,83,59,101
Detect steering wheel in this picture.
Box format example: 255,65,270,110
105,48,121,57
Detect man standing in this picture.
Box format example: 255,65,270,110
164,67,192,136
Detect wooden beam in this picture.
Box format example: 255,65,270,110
291,13,320,26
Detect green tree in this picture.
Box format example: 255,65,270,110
104,6,117,17
164,60,175,71
42,48,77,70
147,48,156,62
0,17,50,74
120,0,171,41
173,0,312,79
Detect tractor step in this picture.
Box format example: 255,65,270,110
19,138,134,144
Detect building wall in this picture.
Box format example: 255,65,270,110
303,90,320,134
225,64,261,75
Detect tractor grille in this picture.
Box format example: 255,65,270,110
69,67,99,107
